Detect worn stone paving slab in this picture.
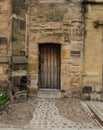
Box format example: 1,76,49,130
25,99,97,129
86,101,103,122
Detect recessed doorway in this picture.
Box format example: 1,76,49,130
39,44,61,90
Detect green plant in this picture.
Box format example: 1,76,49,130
0,94,8,105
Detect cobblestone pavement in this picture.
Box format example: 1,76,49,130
0,98,100,129
25,99,98,129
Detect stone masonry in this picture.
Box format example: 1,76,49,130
0,0,103,100
83,0,103,100
27,0,84,98
0,0,11,94
12,0,27,55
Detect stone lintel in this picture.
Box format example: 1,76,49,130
37,36,64,44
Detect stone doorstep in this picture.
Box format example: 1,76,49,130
0,128,103,130
37,90,62,98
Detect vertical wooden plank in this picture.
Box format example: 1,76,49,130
53,46,57,89
38,46,41,88
53,45,55,89
44,45,47,88
56,46,59,89
50,47,52,88
48,46,50,88
55,46,58,88
52,46,54,89
46,45,48,88
57,46,60,89
39,45,44,88
51,46,54,89
45,45,49,89
44,45,46,88
40,46,43,87
41,46,44,88
50,46,51,88
40,46,43,88
40,46,42,88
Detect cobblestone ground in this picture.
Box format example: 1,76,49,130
0,98,99,128
25,99,98,129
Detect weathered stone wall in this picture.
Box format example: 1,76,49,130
0,0,103,100
0,0,11,93
83,2,103,100
12,0,27,55
11,0,28,93
27,0,84,97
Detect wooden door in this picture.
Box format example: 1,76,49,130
39,44,60,89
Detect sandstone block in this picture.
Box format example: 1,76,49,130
0,67,3,74
27,86,38,95
61,64,69,72
71,76,81,86
61,73,68,81
28,63,38,71
28,56,38,62
70,65,80,73
69,35,83,41
61,49,70,59
61,80,70,90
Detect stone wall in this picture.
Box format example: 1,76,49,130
27,0,84,97
0,0,11,93
0,0,103,100
12,0,27,55
83,1,103,100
